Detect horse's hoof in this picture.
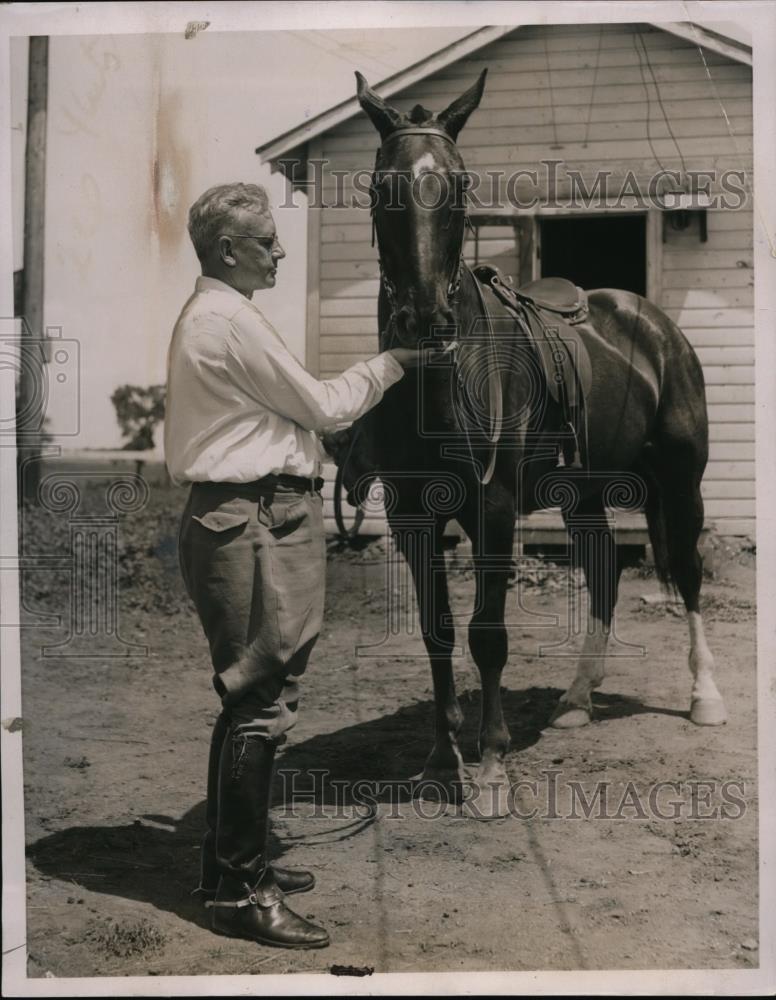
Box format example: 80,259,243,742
414,766,466,804
549,702,592,729
462,768,511,820
690,697,728,726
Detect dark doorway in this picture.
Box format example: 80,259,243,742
539,215,646,295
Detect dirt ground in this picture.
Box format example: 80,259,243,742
15,476,758,979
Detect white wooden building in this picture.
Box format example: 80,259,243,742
258,22,754,539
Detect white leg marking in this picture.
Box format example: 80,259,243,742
550,617,609,728
688,610,727,725
569,622,610,698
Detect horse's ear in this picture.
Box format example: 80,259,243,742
437,68,487,140
355,71,402,139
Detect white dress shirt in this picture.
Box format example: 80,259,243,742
164,276,404,486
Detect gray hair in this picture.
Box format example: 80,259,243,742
187,183,271,262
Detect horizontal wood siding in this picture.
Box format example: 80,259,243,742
660,206,754,535
314,22,753,536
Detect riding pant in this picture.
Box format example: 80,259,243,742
178,480,326,741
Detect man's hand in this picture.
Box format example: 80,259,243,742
320,429,350,462
387,344,455,370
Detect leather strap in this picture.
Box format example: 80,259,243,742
380,126,456,148
205,893,257,909
254,473,324,494
456,266,503,486
206,884,284,910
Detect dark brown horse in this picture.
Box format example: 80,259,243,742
334,70,726,814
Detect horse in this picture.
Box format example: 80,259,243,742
332,69,727,814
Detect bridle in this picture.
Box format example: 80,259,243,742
377,257,465,337
369,125,503,486
370,126,467,345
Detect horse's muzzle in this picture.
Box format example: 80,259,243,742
394,305,457,349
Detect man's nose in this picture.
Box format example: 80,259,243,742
272,242,286,261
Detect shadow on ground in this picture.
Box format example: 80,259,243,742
27,684,685,929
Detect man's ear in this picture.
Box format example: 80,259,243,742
218,235,237,267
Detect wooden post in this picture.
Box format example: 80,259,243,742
18,36,49,504
305,139,323,378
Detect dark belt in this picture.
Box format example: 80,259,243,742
253,472,324,494
192,473,324,496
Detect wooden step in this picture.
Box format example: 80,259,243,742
321,464,657,545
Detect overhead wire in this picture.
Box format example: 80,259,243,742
632,30,676,179
542,29,561,149
636,30,688,178
582,25,603,149
681,14,775,259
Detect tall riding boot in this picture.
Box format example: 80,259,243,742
209,728,329,949
197,713,315,900
197,711,228,897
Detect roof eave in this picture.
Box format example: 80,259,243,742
657,21,752,67
255,25,518,164
256,20,752,166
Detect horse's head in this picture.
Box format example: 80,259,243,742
356,70,487,348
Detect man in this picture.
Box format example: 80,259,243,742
165,182,426,950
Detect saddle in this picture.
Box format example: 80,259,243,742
473,264,592,468
516,277,589,321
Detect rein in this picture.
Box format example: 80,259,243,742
370,126,503,485
460,268,503,485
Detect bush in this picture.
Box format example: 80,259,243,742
110,385,165,451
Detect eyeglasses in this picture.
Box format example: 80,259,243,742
224,233,281,252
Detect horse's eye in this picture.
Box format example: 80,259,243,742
452,171,472,191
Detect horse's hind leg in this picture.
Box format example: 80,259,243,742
550,493,623,729
645,438,727,726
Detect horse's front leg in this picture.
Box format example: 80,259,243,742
393,521,465,795
460,499,514,817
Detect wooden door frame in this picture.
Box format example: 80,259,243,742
468,207,663,301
